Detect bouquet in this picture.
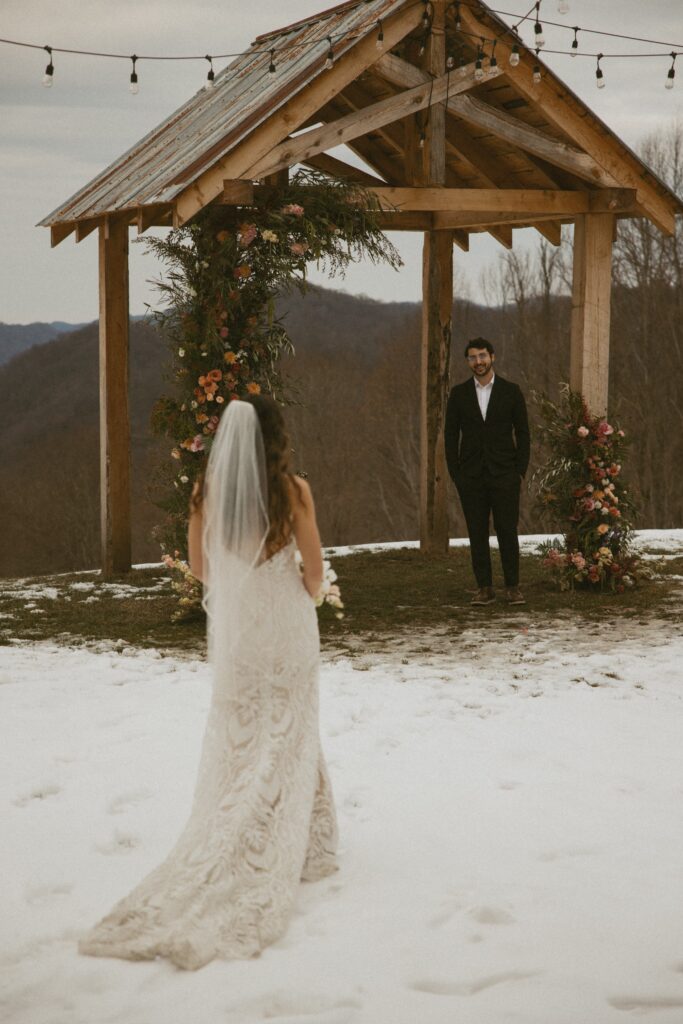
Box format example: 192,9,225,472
296,553,344,618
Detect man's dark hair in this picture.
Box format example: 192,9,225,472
464,337,495,358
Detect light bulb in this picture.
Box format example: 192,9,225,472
325,53,334,70
130,73,139,94
509,44,520,67
474,59,483,81
533,65,541,85
666,67,675,89
571,38,578,57
42,66,54,87
534,23,545,48
596,69,605,89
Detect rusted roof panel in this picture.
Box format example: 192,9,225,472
39,0,409,226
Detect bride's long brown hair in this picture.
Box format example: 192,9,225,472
191,395,299,552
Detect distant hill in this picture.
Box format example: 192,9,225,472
0,321,88,366
0,282,680,577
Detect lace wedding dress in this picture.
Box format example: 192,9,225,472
78,539,338,971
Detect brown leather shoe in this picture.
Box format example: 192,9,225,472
505,587,526,605
471,586,495,606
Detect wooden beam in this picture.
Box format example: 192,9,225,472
455,4,677,235
570,214,614,416
221,179,256,204
136,204,169,234
375,53,611,187
98,217,131,577
50,223,75,247
173,1,424,225
246,60,502,181
452,230,469,252
366,186,637,215
75,218,101,243
420,1,451,556
490,225,513,249
377,211,434,231
303,152,385,185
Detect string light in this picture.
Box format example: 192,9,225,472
509,42,520,66
571,27,579,57
205,54,215,88
324,36,334,70
42,44,54,87
595,52,605,88
129,54,139,94
421,2,431,32
534,3,546,48
666,51,676,89
268,49,276,74
375,19,384,50
474,43,484,80
489,40,498,70
557,0,569,14
533,48,542,84
418,129,426,149
454,3,462,31
446,54,455,69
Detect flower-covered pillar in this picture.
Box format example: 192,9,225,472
569,213,615,417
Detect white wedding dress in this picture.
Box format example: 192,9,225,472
78,538,338,970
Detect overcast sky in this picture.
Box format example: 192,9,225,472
1,0,682,324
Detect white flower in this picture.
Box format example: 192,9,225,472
261,229,278,243
178,348,185,357
201,350,208,357
191,400,198,409
601,507,609,515
602,478,609,486
187,287,197,298
180,475,189,483
201,260,209,268
594,501,602,509
206,392,214,401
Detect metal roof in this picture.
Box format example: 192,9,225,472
39,0,682,229
39,0,407,226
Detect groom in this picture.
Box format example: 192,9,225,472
445,338,530,606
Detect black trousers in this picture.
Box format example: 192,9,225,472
456,471,521,588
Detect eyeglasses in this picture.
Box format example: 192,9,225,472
466,354,490,363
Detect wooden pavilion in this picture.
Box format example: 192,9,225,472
40,0,682,576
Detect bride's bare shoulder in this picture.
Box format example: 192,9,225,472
286,474,313,511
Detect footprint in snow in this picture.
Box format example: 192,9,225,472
24,881,73,904
608,995,683,1012
107,788,152,815
13,783,62,806
94,830,140,854
410,970,540,997
466,905,516,925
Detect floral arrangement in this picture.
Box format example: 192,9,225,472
144,168,401,563
534,386,642,592
296,554,345,619
161,552,204,621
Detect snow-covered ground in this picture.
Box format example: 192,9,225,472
1,533,683,1023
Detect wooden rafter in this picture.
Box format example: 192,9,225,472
245,60,502,181
173,1,424,225
456,3,677,234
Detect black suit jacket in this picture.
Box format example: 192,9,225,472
444,374,530,482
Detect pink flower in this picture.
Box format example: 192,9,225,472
220,326,229,338
238,222,258,247
289,241,309,256
281,203,305,217
597,421,614,436
582,498,595,512
577,426,589,438
189,435,205,452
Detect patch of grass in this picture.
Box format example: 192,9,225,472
0,548,680,654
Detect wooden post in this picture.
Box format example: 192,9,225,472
98,217,131,577
419,0,451,554
570,213,614,416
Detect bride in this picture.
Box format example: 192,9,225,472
78,395,338,970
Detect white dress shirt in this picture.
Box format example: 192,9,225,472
474,372,495,420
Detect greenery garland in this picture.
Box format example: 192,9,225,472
533,385,643,592
144,169,401,562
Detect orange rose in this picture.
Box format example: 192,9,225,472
224,351,237,364
206,369,223,383
246,382,261,395
597,524,609,534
